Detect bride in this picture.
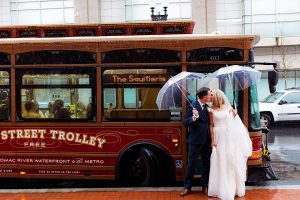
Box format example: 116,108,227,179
208,89,252,200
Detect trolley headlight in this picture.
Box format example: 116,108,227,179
166,134,180,149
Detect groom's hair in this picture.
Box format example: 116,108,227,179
196,87,210,99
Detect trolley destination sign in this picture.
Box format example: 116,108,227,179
103,73,170,85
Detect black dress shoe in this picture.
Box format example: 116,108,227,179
180,188,191,197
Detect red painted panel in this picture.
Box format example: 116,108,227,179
251,136,262,151
0,126,181,177
0,127,180,153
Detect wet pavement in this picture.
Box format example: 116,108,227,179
0,186,300,200
268,123,300,181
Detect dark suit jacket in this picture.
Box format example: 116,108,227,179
184,100,210,144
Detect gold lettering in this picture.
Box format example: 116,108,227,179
126,75,166,83
75,133,82,143
8,130,16,139
50,130,58,139
89,136,96,146
66,132,75,142
1,129,106,149
31,129,38,138
58,131,66,141
38,129,46,139
113,75,126,83
97,138,106,148
81,134,89,145
16,129,23,138
1,130,7,140
23,129,31,138
129,75,134,82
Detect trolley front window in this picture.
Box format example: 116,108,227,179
249,85,261,130
16,68,96,121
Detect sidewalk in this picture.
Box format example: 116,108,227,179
0,186,299,200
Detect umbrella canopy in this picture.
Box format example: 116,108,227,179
203,65,261,90
156,72,205,110
202,65,261,108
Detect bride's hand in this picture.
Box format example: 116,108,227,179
230,108,237,118
211,141,217,148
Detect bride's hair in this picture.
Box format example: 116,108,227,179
212,89,225,106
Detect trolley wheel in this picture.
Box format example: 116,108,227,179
118,147,159,187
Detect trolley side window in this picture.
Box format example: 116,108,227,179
16,50,96,65
101,49,181,63
102,68,181,122
0,52,11,65
16,68,96,121
0,71,10,121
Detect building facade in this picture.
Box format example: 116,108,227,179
0,0,299,99
1,0,74,25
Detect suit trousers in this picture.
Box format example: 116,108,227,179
183,142,211,189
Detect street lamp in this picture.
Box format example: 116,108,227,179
150,0,168,21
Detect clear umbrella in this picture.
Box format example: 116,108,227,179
203,65,261,90
202,65,261,108
156,71,206,110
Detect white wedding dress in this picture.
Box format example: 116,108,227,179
208,108,252,200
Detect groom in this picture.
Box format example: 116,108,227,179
180,87,212,197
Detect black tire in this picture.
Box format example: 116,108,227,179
118,147,159,187
260,113,272,128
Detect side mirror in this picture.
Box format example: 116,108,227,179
268,70,279,93
278,100,287,105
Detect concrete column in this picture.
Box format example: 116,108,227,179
74,0,101,23
100,0,125,23
191,0,216,34
87,0,101,23
207,0,217,34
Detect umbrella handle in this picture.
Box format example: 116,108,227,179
174,82,194,109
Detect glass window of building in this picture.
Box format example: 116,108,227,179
216,0,243,34
11,0,74,25
242,0,300,37
125,0,191,22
